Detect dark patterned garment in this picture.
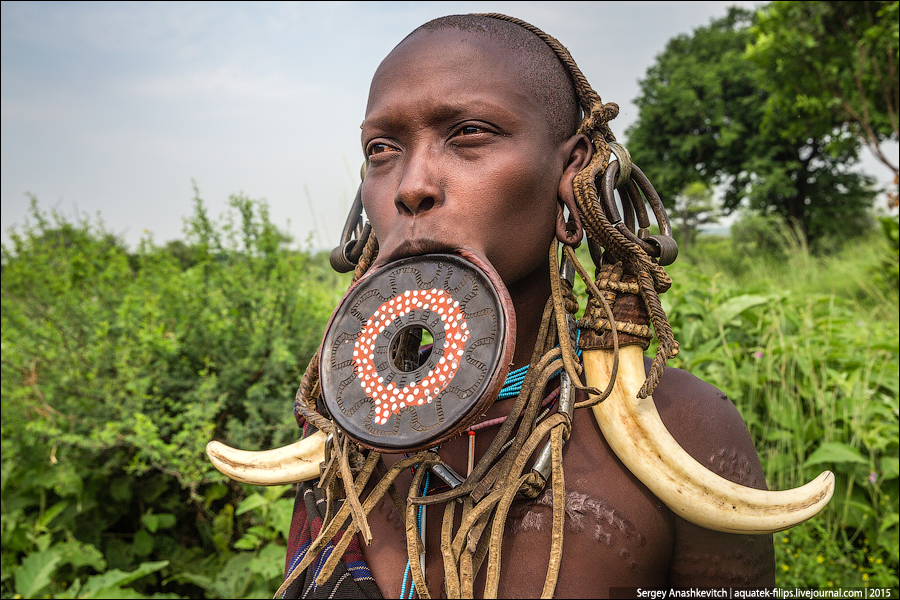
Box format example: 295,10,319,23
281,423,383,599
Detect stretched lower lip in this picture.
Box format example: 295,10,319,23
381,239,462,265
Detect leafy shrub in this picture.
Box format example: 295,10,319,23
873,215,899,291
1,192,347,598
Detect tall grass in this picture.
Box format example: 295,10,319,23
660,223,899,588
1,197,349,598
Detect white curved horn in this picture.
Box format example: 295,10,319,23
206,430,326,486
585,345,834,534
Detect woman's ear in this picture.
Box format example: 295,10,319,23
556,133,592,246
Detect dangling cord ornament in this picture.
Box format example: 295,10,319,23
401,469,431,599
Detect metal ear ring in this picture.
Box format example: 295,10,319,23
608,142,632,188
329,164,371,273
599,145,678,266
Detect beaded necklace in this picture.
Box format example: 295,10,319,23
496,362,530,399
499,329,581,399
468,330,581,474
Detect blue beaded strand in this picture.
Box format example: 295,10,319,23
497,363,529,399
497,330,582,399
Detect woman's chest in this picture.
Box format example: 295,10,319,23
361,411,675,597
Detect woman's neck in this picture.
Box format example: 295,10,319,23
505,260,553,370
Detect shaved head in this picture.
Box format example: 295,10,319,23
406,14,581,143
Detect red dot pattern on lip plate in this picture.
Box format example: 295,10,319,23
353,288,470,425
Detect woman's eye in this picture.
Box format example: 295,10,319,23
367,143,394,156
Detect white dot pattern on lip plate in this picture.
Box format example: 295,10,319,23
353,288,470,425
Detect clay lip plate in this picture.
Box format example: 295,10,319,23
319,252,516,453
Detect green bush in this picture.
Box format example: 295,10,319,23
1,193,347,598
874,215,899,291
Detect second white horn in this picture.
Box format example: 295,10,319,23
585,345,834,535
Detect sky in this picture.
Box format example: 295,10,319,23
2,1,896,252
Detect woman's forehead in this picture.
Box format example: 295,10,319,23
365,25,577,141
365,29,544,125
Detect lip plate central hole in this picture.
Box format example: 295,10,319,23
390,325,434,372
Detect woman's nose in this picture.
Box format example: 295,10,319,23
395,150,441,215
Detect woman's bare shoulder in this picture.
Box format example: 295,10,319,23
648,358,767,491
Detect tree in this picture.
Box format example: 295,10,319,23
625,7,876,248
747,1,898,192
671,182,720,248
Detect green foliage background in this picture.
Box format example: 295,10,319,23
747,1,898,161
1,194,349,598
2,194,897,597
